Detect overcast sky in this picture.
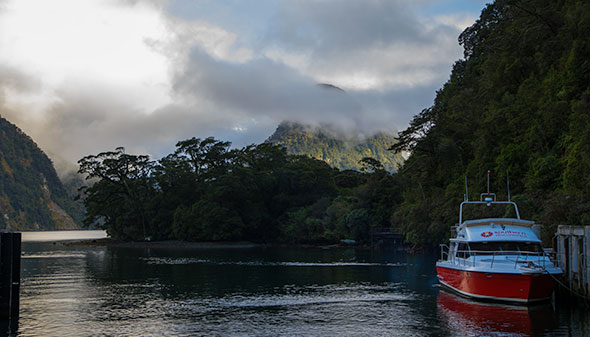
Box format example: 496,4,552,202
0,0,489,166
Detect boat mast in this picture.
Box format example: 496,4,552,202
487,170,490,195
464,175,469,201
507,172,511,201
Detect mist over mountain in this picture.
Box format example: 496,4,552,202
0,116,82,230
266,121,404,172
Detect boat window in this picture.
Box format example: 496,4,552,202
468,241,543,255
468,242,496,255
499,242,520,252
519,242,543,253
457,243,469,258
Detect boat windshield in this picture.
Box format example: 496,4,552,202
466,241,543,256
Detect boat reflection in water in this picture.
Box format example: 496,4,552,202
437,290,555,336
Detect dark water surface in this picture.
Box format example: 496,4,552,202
2,232,589,336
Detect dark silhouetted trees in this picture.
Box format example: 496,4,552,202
78,140,401,243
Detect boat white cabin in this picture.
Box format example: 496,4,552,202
437,187,562,303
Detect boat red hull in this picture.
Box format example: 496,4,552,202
436,266,557,303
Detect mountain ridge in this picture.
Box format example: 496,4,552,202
266,121,403,172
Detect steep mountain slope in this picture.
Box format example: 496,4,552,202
393,0,590,246
0,116,82,230
267,121,404,172
48,152,88,219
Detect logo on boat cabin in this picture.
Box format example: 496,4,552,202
481,231,493,238
492,230,527,238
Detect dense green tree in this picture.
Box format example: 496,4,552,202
78,148,155,240
393,0,590,246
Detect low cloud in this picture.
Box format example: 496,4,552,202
263,0,466,90
0,0,481,168
174,48,363,128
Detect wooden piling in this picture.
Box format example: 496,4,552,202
586,226,590,296
0,232,21,319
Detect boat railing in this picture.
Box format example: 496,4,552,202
459,200,521,224
439,244,450,261
448,249,555,269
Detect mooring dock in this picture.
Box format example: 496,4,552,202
555,225,590,299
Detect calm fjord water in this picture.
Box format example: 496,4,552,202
2,231,588,336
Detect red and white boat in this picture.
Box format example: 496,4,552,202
436,175,562,303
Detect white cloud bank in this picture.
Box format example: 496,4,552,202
0,0,484,164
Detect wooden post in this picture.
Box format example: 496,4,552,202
570,231,576,289
556,226,567,275
556,232,564,271
586,226,590,296
571,234,578,290
0,232,21,319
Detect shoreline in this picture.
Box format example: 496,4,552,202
61,238,381,250
64,238,265,249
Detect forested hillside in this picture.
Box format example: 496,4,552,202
267,121,404,172
393,0,590,246
0,116,82,230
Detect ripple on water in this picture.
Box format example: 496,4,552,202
20,274,424,337
140,257,408,267
129,283,423,337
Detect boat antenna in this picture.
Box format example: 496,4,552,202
464,175,469,201
487,170,491,195
507,172,511,201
